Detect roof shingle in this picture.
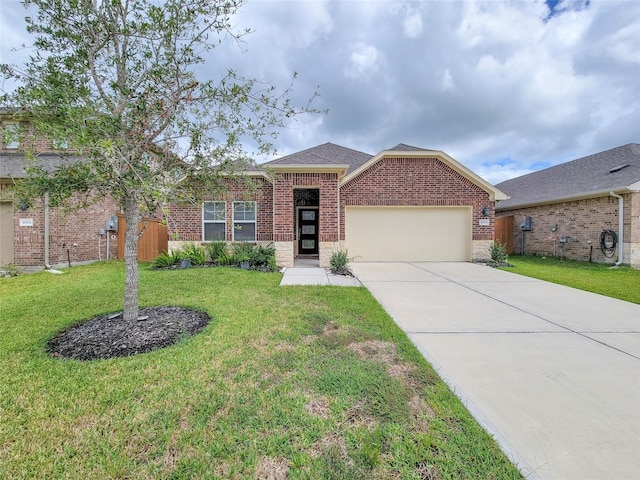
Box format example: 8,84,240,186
496,144,640,209
262,142,372,173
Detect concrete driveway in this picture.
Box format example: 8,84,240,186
349,262,640,480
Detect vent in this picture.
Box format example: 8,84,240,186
609,164,630,173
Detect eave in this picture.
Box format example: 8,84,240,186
496,183,640,211
265,164,350,176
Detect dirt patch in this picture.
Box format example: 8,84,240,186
255,456,290,480
47,306,211,361
348,340,416,380
305,397,331,419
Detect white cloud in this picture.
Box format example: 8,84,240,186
403,9,423,39
1,0,638,182
345,42,384,79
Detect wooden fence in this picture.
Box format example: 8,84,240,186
117,215,168,262
494,215,514,254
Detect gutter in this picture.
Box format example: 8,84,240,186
496,184,640,211
609,191,624,266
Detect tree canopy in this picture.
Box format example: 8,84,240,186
1,0,320,320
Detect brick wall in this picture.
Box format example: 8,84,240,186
1,120,65,153
497,193,638,266
167,176,273,242
273,172,340,242
8,189,118,267
339,157,494,241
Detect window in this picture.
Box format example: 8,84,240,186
233,201,256,242
203,202,226,241
53,137,69,150
3,124,19,149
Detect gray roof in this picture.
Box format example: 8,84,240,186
263,142,373,173
0,153,86,179
386,143,430,152
496,143,640,210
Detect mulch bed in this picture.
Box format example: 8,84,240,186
47,306,211,361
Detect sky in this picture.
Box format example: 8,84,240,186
1,0,639,184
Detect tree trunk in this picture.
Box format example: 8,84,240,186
123,194,141,322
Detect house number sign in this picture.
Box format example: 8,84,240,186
19,218,34,227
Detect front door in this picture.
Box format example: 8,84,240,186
298,208,319,255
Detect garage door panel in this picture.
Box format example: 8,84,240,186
345,206,471,262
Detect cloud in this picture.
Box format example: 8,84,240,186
1,0,638,182
345,42,385,79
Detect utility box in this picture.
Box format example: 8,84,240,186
520,216,532,231
106,216,118,231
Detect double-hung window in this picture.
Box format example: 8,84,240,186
233,201,256,242
203,202,226,241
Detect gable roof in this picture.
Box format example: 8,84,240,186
343,146,508,201
495,143,640,210
262,142,372,174
386,143,432,152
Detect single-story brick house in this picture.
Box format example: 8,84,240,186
168,143,508,267
495,143,640,268
2,112,506,269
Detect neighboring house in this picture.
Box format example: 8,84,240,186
168,143,507,267
0,115,118,269
495,144,640,268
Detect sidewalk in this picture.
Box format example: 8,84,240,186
279,266,362,287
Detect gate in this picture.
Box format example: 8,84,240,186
117,215,168,262
494,215,514,254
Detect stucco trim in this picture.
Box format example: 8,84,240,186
342,150,508,201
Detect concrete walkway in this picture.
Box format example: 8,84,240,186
279,266,362,286
349,262,640,480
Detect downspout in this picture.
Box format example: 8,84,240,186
44,191,51,269
609,191,623,266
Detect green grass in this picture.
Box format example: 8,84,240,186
501,255,640,304
0,261,522,479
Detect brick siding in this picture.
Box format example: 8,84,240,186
497,192,638,266
167,176,273,242
5,189,118,267
272,172,340,243
340,156,494,240
2,120,118,268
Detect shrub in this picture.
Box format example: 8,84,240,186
249,245,276,270
181,243,207,266
329,250,350,274
231,242,254,266
152,250,182,268
486,240,512,267
490,240,508,263
206,242,228,263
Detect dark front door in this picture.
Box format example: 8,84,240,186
298,208,319,255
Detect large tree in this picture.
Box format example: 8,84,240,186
2,0,317,321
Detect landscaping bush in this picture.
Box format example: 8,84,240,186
486,240,512,267
151,250,182,268
249,245,277,271
329,250,351,274
206,241,228,264
181,243,207,266
490,240,508,263
152,243,277,272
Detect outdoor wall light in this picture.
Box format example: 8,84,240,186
481,206,490,216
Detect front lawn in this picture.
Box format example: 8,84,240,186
501,255,640,304
0,261,521,479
